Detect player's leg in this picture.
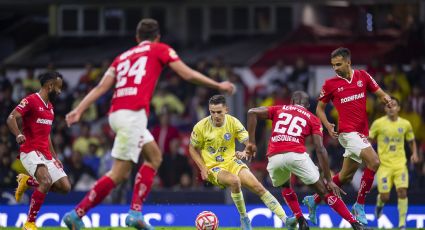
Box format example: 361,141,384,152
375,166,392,219
217,168,251,230
15,174,39,202
394,167,409,229
310,178,358,226
238,167,295,227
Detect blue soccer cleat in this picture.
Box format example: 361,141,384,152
125,210,154,230
303,195,318,225
352,202,368,225
240,216,252,230
285,216,298,230
63,210,84,230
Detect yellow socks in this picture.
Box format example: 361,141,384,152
231,191,247,217
260,191,288,222
398,198,408,227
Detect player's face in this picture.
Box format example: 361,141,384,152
209,103,227,127
331,56,350,77
48,78,63,102
385,101,400,116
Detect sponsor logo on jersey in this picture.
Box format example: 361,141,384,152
212,167,221,172
224,133,231,141
340,92,364,104
233,159,243,165
215,155,224,162
337,87,344,92
115,87,138,97
36,118,53,125
207,146,216,154
357,80,363,87
398,127,403,133
39,107,44,111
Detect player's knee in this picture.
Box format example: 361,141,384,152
229,177,241,190
380,194,390,203
60,181,72,194
38,175,53,191
369,158,380,171
397,189,407,199
145,151,162,170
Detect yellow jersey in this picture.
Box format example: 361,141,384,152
369,116,415,169
190,114,249,169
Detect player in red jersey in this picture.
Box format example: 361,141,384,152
62,18,235,230
7,72,71,230
303,47,393,225
245,91,365,230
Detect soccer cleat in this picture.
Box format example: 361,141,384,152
352,203,368,225
125,210,155,230
399,226,406,230
375,205,383,219
16,174,30,202
285,216,297,230
63,210,85,230
302,195,318,225
351,221,365,230
240,216,252,230
22,222,37,230
298,216,310,230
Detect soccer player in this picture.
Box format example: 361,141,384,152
369,97,419,230
303,47,392,225
62,18,235,230
189,95,297,230
7,72,71,230
246,91,364,230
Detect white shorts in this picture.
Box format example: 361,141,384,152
338,132,371,163
108,109,154,163
267,152,320,187
20,151,67,184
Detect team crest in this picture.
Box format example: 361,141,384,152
398,127,403,133
215,155,224,162
357,80,363,87
224,133,231,141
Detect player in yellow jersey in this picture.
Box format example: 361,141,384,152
369,97,419,230
189,95,296,230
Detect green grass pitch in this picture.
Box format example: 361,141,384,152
0,228,419,230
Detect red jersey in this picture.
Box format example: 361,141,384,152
318,69,380,136
15,93,54,160
267,105,323,157
109,41,180,114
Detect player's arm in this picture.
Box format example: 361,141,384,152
49,135,64,168
246,107,268,156
65,68,116,126
169,60,235,95
188,144,209,181
312,134,345,197
408,140,419,163
6,109,25,144
316,101,338,138
374,88,392,107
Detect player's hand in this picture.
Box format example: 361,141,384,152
236,151,251,161
383,96,393,108
200,167,209,181
65,110,82,127
218,81,236,95
411,153,420,164
16,134,26,144
245,142,257,158
326,181,346,198
325,123,338,138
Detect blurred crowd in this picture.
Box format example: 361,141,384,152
1,56,425,196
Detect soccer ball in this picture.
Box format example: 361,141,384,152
195,211,219,230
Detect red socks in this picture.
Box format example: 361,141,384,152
27,189,46,222
27,177,39,187
357,168,375,204
314,174,342,204
75,176,116,218
325,193,357,223
130,164,156,212
282,187,303,219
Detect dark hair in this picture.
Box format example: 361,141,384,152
331,47,351,60
38,71,63,86
291,91,310,108
391,96,400,106
209,95,226,105
137,18,160,41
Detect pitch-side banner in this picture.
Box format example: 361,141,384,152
0,205,424,228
